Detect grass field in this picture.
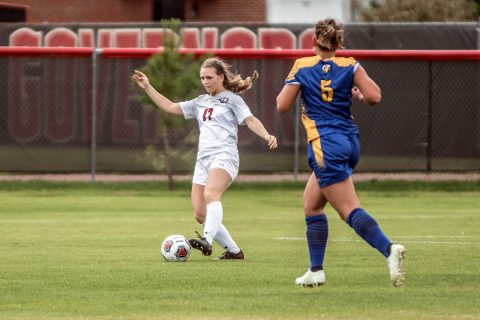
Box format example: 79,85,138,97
0,180,479,320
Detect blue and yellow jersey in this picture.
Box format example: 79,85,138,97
285,56,359,141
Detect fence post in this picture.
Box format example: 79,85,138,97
477,17,480,49
427,60,433,172
477,18,480,161
91,48,101,182
294,98,300,180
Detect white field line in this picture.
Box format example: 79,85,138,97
273,236,480,245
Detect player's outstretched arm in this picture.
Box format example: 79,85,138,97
132,70,183,116
244,115,277,150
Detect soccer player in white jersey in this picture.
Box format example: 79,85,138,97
132,57,277,259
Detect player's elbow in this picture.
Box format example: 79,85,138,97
276,103,288,113
365,91,381,106
244,115,256,127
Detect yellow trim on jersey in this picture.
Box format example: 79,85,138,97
301,108,319,142
311,137,324,167
329,57,357,67
286,56,321,81
286,56,357,81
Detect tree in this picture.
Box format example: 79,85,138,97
135,19,210,190
357,0,478,21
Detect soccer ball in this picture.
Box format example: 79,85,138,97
161,234,191,262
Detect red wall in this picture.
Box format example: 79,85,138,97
184,0,265,22
1,0,152,23
1,0,265,23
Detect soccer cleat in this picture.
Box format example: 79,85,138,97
188,236,212,256
216,250,244,260
387,244,406,287
295,269,325,287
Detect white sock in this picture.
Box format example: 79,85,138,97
199,223,240,254
215,225,241,253
203,201,223,244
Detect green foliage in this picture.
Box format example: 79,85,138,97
134,19,211,189
143,142,195,174
1,181,480,319
138,19,203,103
358,0,478,21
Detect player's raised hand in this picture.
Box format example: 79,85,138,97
265,134,278,150
132,70,150,89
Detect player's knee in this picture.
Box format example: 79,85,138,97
303,202,324,216
193,209,205,224
192,205,206,224
303,195,325,215
203,189,220,204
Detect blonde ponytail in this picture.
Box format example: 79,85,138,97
201,57,259,94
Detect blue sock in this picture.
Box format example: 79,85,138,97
347,208,391,257
305,215,328,271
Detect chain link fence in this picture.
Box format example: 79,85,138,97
0,49,479,177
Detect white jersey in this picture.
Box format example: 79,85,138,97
179,90,253,160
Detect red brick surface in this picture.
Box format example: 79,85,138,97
184,0,265,22
2,0,152,23
2,0,265,23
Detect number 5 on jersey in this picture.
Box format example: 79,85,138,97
203,108,214,121
320,80,333,102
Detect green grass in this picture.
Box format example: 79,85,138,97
0,180,479,320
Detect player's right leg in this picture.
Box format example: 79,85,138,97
323,177,406,286
387,244,406,287
190,183,213,256
189,156,215,256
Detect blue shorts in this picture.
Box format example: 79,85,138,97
307,132,360,188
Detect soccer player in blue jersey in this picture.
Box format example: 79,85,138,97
276,18,406,287
133,57,277,260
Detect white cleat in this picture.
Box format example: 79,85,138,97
387,244,406,287
295,269,325,287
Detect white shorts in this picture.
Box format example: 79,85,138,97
192,152,239,186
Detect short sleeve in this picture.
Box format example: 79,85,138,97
353,61,360,73
285,59,301,85
231,94,252,125
179,96,202,119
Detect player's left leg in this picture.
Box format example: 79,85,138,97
189,167,232,256
203,167,244,259
191,184,241,258
295,172,328,286
203,167,232,241
206,155,244,259
214,225,243,259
